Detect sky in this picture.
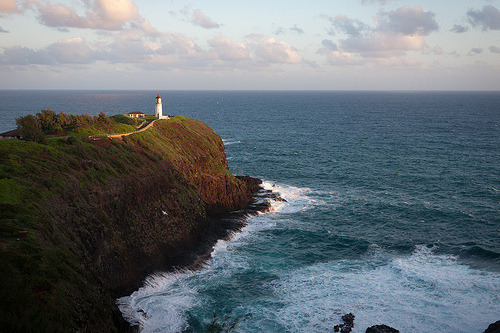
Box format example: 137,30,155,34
0,0,499,90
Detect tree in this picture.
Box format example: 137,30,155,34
96,112,112,126
36,109,57,132
77,114,93,126
56,111,72,128
16,115,46,144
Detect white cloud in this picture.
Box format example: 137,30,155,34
0,45,52,65
331,15,369,37
244,34,265,41
192,9,219,29
130,19,159,36
433,45,443,55
467,47,483,56
178,7,220,29
320,39,339,51
33,2,85,28
0,0,21,13
317,46,359,66
320,6,438,63
467,5,500,31
208,37,250,61
341,33,425,58
317,39,365,66
290,25,304,34
0,37,97,65
377,6,439,36
103,30,167,64
450,24,468,33
93,0,139,23
29,0,151,32
254,37,301,64
47,37,93,63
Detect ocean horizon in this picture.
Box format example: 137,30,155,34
1,90,499,332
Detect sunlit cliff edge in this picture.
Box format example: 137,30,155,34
0,116,258,332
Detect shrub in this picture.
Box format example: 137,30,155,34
15,115,46,144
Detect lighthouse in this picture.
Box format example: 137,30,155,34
155,94,163,118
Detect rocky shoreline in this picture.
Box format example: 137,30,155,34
333,313,499,333
138,176,277,276
119,176,282,331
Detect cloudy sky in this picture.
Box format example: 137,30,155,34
1,0,499,90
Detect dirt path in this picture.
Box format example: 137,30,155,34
107,119,157,138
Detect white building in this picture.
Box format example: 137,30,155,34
156,94,169,119
125,111,146,118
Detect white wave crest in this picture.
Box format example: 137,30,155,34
270,245,500,332
117,180,324,332
261,180,318,214
117,271,199,333
222,138,241,146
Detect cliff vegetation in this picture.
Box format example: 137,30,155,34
0,115,255,332
15,109,139,143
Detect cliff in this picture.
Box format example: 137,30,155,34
0,116,258,332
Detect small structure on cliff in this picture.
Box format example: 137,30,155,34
0,128,22,140
155,94,169,119
125,111,146,118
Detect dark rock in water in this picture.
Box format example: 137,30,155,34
484,320,500,333
334,313,355,333
366,324,400,333
342,313,355,326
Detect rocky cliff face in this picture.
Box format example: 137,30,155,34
0,116,257,332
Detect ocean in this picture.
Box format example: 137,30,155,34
1,91,499,332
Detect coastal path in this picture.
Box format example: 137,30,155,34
106,119,157,138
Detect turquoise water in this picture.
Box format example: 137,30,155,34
1,91,499,332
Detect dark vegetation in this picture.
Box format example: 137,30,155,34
0,115,254,332
15,109,139,141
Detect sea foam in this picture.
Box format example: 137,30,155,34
119,179,500,332
269,245,500,332
117,181,316,332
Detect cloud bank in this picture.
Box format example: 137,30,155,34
319,5,438,65
467,5,500,31
0,33,302,70
0,0,499,90
30,0,143,31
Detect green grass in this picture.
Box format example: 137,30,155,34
111,114,138,126
66,122,136,136
0,114,246,331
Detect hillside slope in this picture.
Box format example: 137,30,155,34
0,116,256,332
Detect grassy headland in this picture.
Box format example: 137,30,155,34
0,115,254,332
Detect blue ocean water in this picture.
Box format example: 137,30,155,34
1,91,499,332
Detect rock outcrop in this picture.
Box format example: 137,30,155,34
484,320,500,333
334,313,355,333
0,116,261,332
366,324,400,333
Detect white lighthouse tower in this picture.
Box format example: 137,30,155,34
155,94,163,118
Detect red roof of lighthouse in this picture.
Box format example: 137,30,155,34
156,94,161,99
